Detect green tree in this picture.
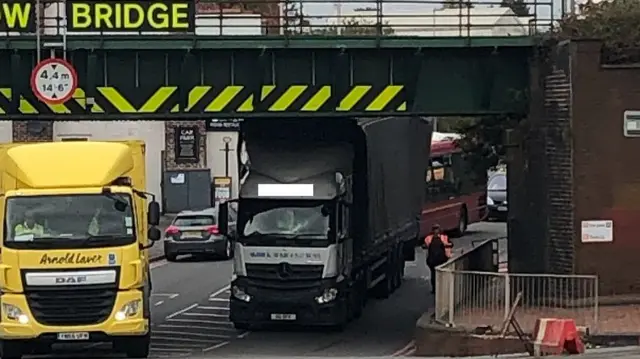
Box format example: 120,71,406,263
558,0,640,64
312,17,394,36
501,0,530,16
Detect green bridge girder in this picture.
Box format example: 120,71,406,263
0,36,535,119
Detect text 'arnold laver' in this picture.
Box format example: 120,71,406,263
39,253,103,265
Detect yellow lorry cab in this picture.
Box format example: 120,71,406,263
0,141,161,359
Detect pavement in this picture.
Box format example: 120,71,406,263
23,222,507,359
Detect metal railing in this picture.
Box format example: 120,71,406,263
435,238,599,334
0,0,558,38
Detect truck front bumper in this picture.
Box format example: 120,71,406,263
0,290,148,341
229,278,347,326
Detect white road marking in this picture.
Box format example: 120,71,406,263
150,347,191,353
149,342,202,349
183,312,228,318
208,297,229,302
210,285,231,298
152,336,214,343
151,293,180,298
198,306,229,311
166,303,198,319
158,323,238,332
167,318,234,326
155,301,164,306
237,331,250,339
203,341,230,352
153,330,231,339
151,260,168,269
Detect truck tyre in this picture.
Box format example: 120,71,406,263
0,340,23,359
373,257,393,299
124,332,151,358
451,207,468,237
351,283,363,319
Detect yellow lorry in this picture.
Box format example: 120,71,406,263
0,140,161,359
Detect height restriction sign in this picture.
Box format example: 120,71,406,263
30,58,78,105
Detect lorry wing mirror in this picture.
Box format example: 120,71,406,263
218,202,229,235
148,201,160,226
148,227,161,242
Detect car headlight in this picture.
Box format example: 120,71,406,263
114,300,141,321
2,303,29,324
232,286,251,303
315,288,338,304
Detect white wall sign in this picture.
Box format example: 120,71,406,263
30,58,78,105
624,110,640,137
581,220,613,243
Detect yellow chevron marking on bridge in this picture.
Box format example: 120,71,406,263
301,86,331,112
139,87,177,113
269,85,307,111
98,87,137,113
73,89,105,113
367,85,403,111
205,86,243,112
0,85,406,115
0,89,37,114
237,85,275,112
337,85,371,111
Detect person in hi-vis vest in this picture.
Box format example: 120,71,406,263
14,212,44,237
423,224,453,294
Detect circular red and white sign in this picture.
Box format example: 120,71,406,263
30,58,78,105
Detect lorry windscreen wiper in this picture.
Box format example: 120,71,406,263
80,234,134,246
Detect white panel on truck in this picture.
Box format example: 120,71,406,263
0,121,12,142
53,121,165,210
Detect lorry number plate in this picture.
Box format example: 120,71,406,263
57,332,90,341
498,206,507,212
270,313,296,321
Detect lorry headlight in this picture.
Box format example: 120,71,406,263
315,288,338,304
2,303,29,324
115,300,141,321
231,286,251,303
487,196,494,205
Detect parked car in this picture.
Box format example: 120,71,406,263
163,206,236,261
487,171,507,220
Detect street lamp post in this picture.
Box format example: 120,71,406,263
221,136,233,177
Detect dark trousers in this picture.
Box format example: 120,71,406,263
428,264,437,292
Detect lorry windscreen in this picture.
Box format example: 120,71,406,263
3,193,135,249
239,201,330,242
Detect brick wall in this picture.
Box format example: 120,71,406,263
571,40,640,295
544,42,574,275
12,121,53,142
164,120,207,170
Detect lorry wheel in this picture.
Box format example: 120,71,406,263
0,340,23,359
123,332,151,358
395,248,405,289
351,287,363,319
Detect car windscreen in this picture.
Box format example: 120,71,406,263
173,215,216,227
488,174,507,190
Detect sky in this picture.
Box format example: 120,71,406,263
290,0,573,28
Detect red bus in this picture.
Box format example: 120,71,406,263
420,133,487,238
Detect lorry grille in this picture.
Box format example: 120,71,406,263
245,263,323,281
26,286,117,326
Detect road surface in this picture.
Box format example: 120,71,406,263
25,222,507,358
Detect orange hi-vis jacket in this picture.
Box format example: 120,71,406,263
425,234,453,258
